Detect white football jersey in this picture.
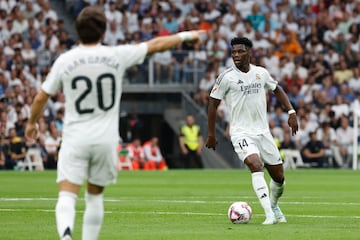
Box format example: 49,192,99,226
210,64,277,136
42,43,147,144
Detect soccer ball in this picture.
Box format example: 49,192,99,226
228,201,252,224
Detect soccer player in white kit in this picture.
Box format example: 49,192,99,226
25,6,207,240
206,37,298,225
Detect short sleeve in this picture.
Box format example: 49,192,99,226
41,57,64,95
263,69,278,91
210,72,228,100
113,42,148,68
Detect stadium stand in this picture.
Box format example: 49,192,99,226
0,0,359,170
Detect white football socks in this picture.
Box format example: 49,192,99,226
82,192,104,240
251,172,273,215
270,179,284,206
56,191,77,238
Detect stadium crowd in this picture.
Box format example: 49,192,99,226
0,0,359,170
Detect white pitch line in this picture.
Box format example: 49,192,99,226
1,198,360,206
0,208,113,214
0,208,359,219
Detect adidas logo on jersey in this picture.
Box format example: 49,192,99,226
237,79,244,84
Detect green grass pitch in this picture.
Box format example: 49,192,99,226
1,169,359,240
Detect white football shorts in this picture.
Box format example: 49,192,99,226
57,141,118,186
231,132,282,165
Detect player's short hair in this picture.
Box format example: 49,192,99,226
230,37,253,49
75,6,106,44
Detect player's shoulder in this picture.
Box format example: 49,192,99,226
56,45,83,60
216,66,235,84
250,64,270,74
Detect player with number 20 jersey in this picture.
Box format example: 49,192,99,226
25,6,207,240
43,44,147,145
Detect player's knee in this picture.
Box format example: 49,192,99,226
273,175,285,184
245,155,263,172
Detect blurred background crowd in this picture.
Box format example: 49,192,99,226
0,0,359,170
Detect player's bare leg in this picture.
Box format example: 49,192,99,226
56,180,81,240
265,164,287,223
82,182,104,240
245,154,277,225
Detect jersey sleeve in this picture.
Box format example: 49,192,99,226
209,71,229,100
41,57,64,95
263,68,278,91
114,42,148,68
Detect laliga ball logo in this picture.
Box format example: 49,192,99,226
228,201,252,224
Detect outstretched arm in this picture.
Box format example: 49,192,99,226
146,30,207,55
273,85,298,135
206,97,221,150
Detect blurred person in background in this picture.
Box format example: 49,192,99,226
316,121,343,168
126,137,146,170
143,136,167,170
193,67,215,107
8,127,26,169
336,115,354,168
301,131,326,168
179,114,204,168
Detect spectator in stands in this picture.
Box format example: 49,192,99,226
332,32,346,55
234,0,254,19
301,131,326,168
291,0,307,21
153,50,173,83
336,116,354,168
171,44,187,83
242,19,255,40
323,20,340,46
36,37,52,68
143,136,167,170
0,140,5,169
216,100,230,137
163,10,180,34
222,4,237,27
207,42,226,73
332,94,350,119
246,3,264,30
194,67,215,107
103,20,124,46
269,105,288,128
287,84,304,109
183,42,207,82
294,116,311,149
333,59,353,84
348,66,360,92
0,72,8,96
280,130,297,150
8,127,26,169
316,121,343,168
22,0,39,19
21,40,36,65
269,118,284,143
0,110,14,136
179,114,203,168
54,108,64,134
27,28,41,50
281,25,303,57
320,75,339,103
42,0,58,21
